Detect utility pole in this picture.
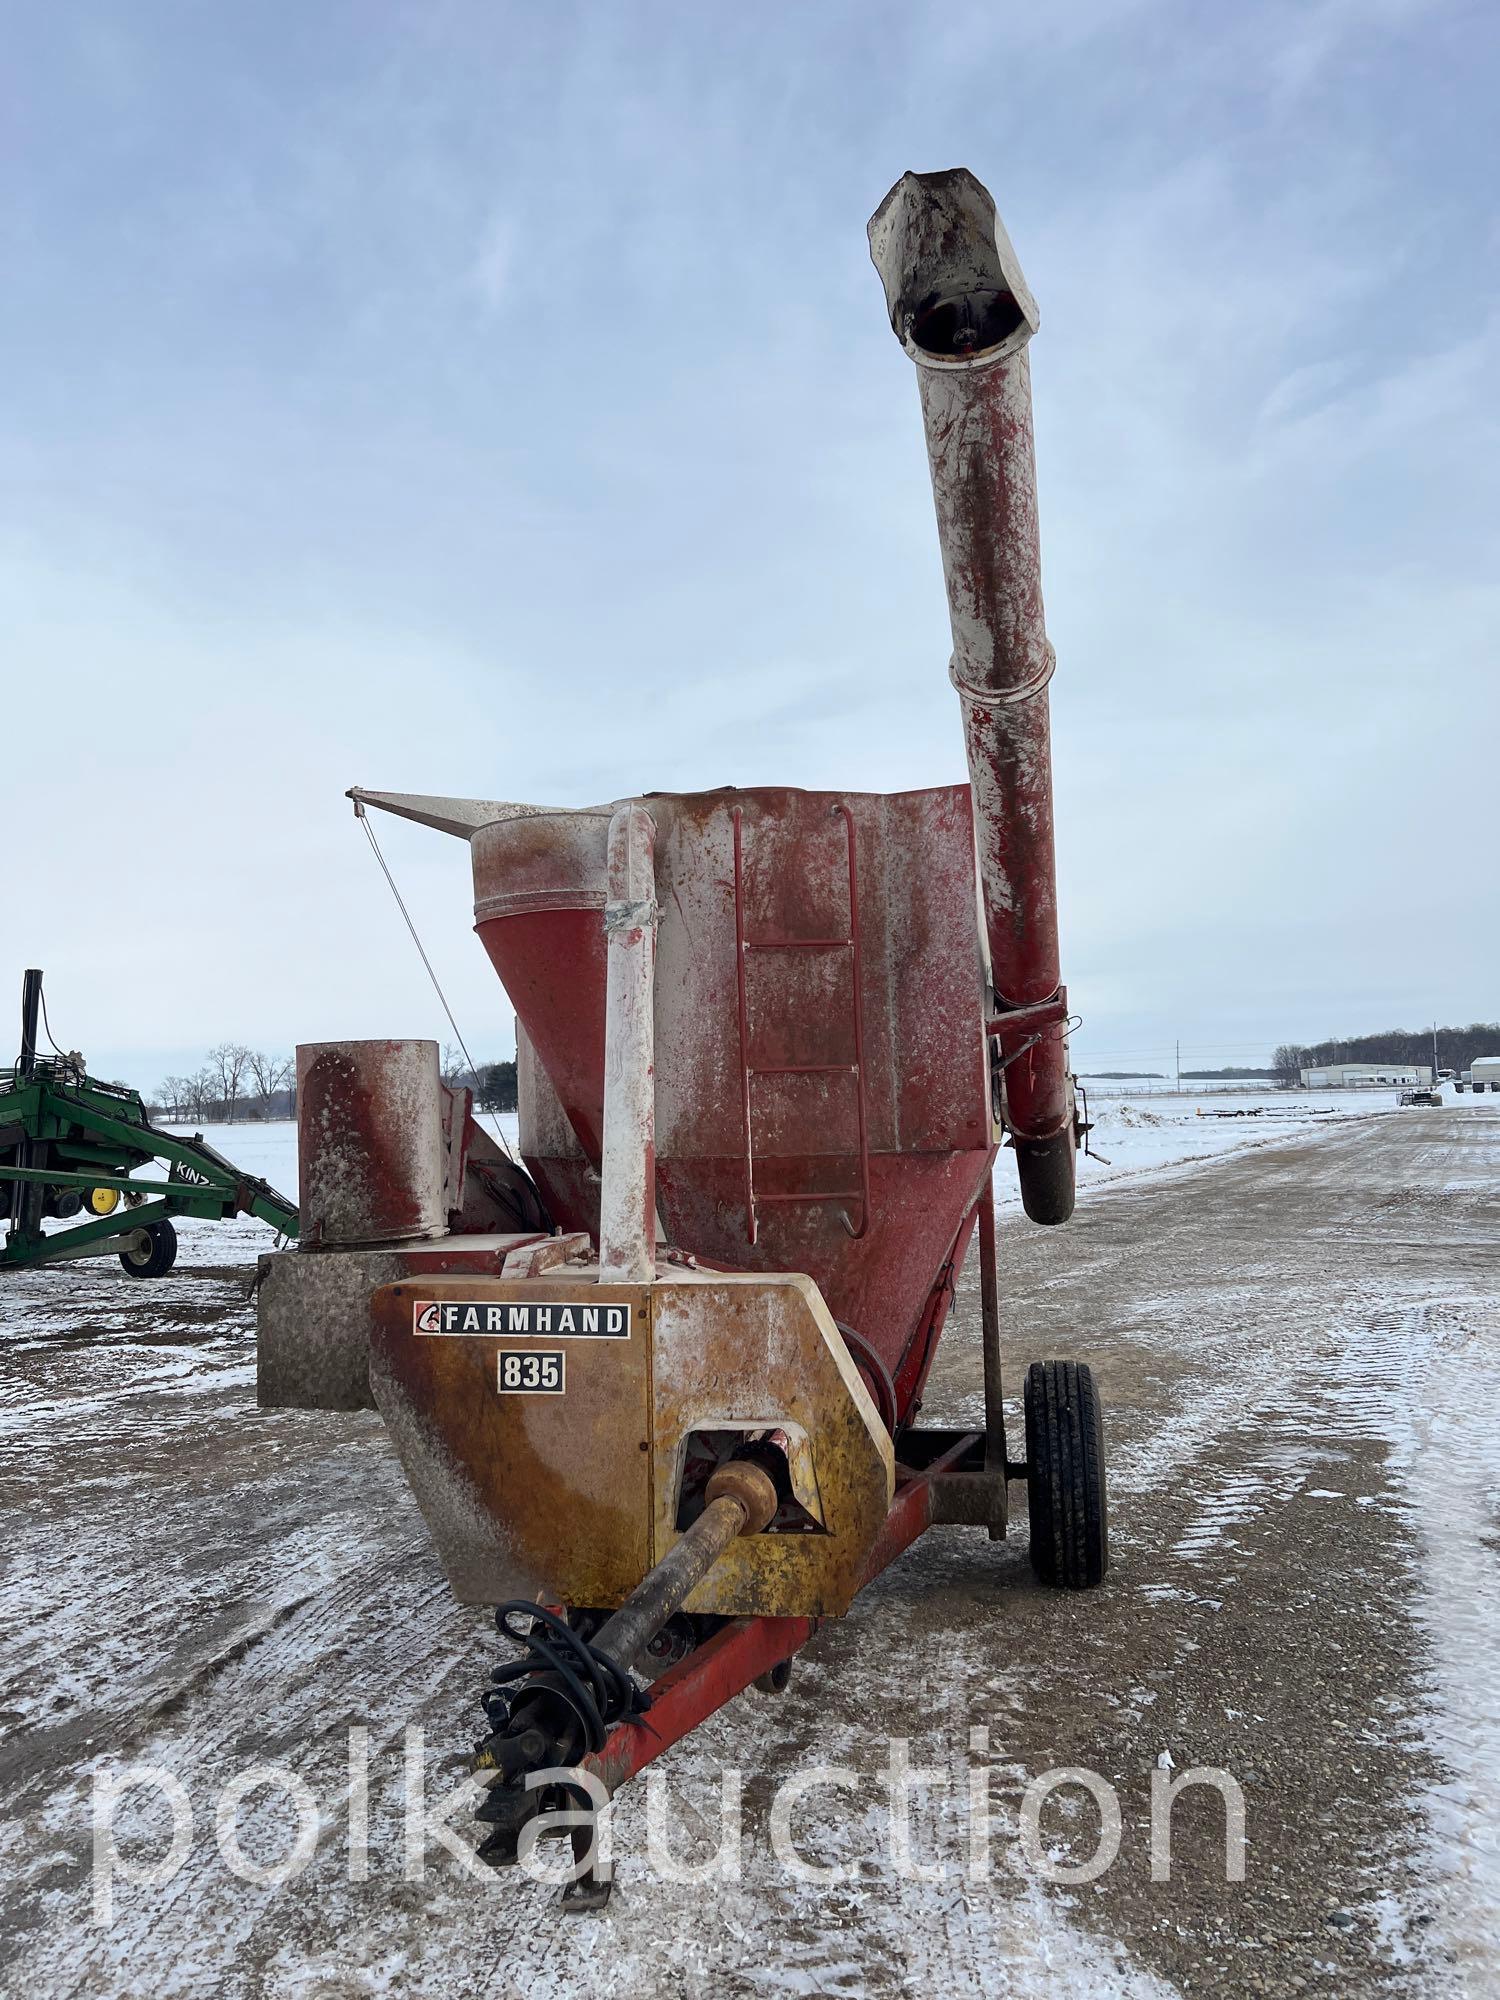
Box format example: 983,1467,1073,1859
1175,1039,1181,1093
1432,1020,1439,1082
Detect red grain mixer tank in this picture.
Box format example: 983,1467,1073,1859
256,168,1107,1896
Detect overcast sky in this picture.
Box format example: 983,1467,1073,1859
3,0,1496,1087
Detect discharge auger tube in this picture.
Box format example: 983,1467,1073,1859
869,168,1075,1223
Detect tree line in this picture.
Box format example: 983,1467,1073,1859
1272,1023,1500,1082
152,1045,518,1124
439,1049,518,1114
1181,1067,1280,1080
155,1046,294,1124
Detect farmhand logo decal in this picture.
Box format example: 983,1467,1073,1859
413,1300,631,1338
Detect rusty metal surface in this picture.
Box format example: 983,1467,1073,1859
584,1431,978,1802
256,1234,552,1411
593,1464,777,1674
499,1231,590,1278
475,785,992,1416
473,811,613,1163
257,1246,414,1411
868,168,1075,1207
514,1023,600,1240
296,1040,449,1247
360,1269,890,1618
438,1083,470,1219
452,1116,552,1235
664,1148,988,1396
978,1176,1004,1460
369,1276,655,1608
650,1271,894,1619
703,1458,779,1531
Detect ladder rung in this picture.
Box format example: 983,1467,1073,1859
755,1189,864,1206
744,937,852,951
749,1064,858,1077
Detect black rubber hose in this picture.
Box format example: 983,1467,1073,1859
486,1603,648,1756
836,1320,899,1434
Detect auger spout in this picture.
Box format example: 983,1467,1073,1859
869,167,1075,1223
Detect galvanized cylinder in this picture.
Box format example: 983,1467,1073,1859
598,805,659,1284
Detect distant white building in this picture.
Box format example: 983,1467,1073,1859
1300,1062,1432,1089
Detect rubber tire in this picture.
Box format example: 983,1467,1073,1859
119,1219,178,1279
1014,1132,1077,1226
1024,1359,1108,1588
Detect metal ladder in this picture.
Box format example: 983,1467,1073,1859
730,802,872,1245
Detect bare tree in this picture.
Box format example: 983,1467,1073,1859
207,1043,252,1123
186,1067,216,1124
245,1050,293,1120
1271,1045,1304,1086
440,1044,472,1089
157,1075,189,1122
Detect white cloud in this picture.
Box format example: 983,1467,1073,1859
1,0,1494,1079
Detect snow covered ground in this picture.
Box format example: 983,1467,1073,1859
3,1096,1496,1997
1070,1086,1392,1200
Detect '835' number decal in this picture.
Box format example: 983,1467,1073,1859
497,1349,565,1395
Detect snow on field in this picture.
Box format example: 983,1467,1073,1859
1066,1087,1393,1204
151,1115,521,1262
155,1092,1397,1255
